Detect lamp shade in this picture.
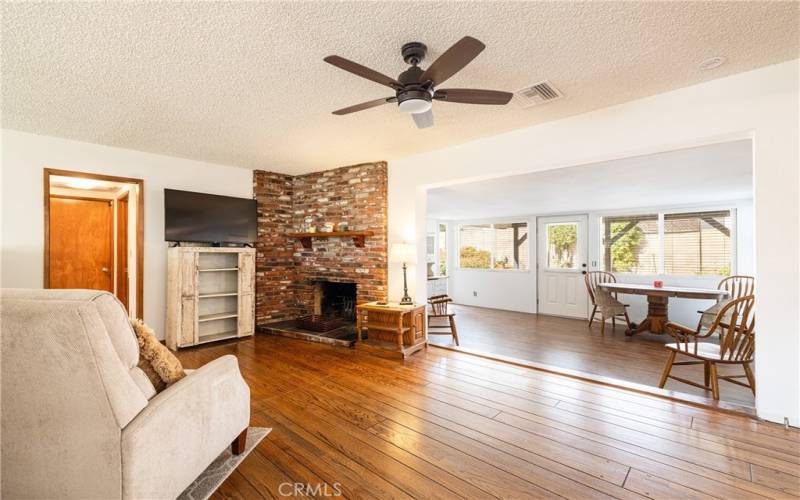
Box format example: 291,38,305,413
389,243,417,264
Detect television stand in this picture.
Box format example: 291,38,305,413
166,246,255,349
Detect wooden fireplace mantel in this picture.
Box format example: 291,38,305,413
288,230,375,249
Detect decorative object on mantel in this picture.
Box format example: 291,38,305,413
289,230,374,249
321,222,335,232
390,242,416,305
337,221,349,231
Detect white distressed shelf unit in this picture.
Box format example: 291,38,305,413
166,246,255,350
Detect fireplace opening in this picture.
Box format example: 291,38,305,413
262,280,360,345
316,281,356,322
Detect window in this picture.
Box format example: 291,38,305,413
458,222,529,270
437,223,447,275
546,222,578,269
602,210,733,276
602,215,659,274
664,211,732,276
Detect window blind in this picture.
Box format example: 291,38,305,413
663,211,732,276
458,222,529,270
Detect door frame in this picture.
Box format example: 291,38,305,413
536,213,590,319
43,168,145,319
116,190,130,310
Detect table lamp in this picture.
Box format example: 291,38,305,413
390,243,417,305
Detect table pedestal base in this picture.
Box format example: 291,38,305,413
627,295,668,336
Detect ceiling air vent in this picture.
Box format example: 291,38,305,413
516,81,562,108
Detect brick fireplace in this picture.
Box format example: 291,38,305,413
253,162,388,327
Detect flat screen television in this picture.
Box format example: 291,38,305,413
164,189,257,244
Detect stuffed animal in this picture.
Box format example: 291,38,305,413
130,319,186,392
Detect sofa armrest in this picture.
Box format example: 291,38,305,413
121,355,250,500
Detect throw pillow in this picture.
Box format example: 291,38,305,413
130,319,186,392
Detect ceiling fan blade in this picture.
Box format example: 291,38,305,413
324,55,402,89
332,97,396,115
419,36,485,87
433,88,513,105
412,109,434,129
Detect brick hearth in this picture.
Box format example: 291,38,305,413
253,162,388,325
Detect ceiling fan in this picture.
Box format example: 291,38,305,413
324,36,513,129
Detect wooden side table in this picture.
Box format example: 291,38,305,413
355,302,427,359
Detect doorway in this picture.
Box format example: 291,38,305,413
424,139,755,410
536,214,589,319
44,169,144,319
49,196,114,291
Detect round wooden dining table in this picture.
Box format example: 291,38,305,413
597,282,728,336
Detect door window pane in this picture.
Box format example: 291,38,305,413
546,223,578,269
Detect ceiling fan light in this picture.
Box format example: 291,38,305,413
398,98,432,114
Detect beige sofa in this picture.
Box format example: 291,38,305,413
1,289,251,499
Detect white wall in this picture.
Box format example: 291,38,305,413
388,60,799,425
1,129,254,339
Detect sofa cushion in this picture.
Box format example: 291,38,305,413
92,292,140,369
1,295,127,499
1,289,150,420
130,366,158,400
1,290,148,427
2,289,140,369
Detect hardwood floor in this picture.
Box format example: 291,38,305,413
427,305,756,407
176,335,800,499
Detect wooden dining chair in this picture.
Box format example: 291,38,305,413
659,294,755,400
697,275,755,330
584,271,632,335
427,294,459,346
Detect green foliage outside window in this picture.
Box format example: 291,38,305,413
609,223,643,272
459,246,491,269
548,224,577,268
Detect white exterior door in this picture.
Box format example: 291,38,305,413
537,215,589,318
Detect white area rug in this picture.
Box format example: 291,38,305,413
178,427,271,500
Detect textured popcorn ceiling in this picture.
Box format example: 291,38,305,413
2,2,797,175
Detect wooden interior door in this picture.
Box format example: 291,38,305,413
116,193,129,308
49,196,114,291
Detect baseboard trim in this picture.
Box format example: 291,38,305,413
429,343,759,420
